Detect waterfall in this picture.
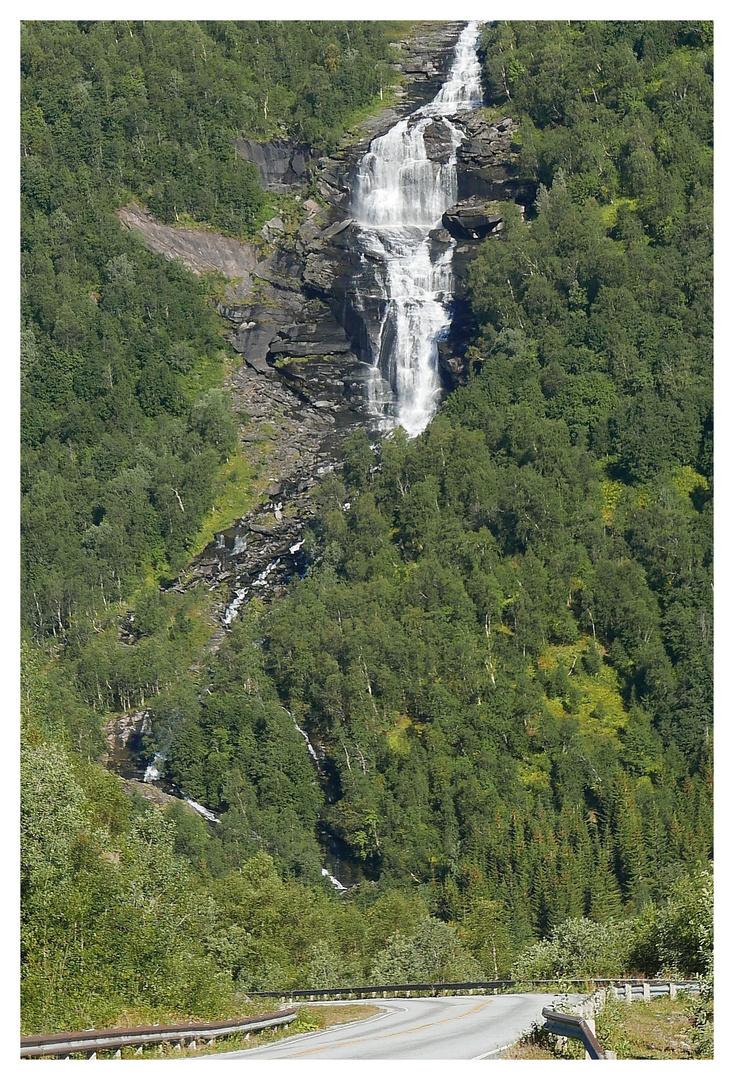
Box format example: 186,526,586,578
144,751,165,783
352,21,483,436
321,867,347,892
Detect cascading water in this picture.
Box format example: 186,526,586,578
352,21,483,436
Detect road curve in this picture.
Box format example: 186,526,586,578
212,993,584,1060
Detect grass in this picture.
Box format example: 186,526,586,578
83,1004,381,1060
503,995,704,1060
190,448,258,555
595,994,700,1060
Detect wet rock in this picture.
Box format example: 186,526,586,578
429,227,453,244
437,339,472,388
422,117,457,164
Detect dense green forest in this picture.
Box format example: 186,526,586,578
21,20,712,1045
21,19,403,640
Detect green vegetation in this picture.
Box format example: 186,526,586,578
44,1004,380,1060
21,18,404,644
21,19,712,1039
505,995,705,1060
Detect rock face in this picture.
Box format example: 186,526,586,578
117,201,259,301
234,137,313,191
220,214,371,416
102,709,151,776
454,113,536,205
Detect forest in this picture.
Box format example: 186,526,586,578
21,19,712,1050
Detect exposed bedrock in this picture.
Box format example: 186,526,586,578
454,112,536,204
234,137,313,191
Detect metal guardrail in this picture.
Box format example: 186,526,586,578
252,978,700,1001
253,980,513,999
20,1008,296,1059
611,979,699,1001
541,1007,614,1060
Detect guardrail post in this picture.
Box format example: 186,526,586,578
643,982,651,1003
669,982,677,1000
584,1015,597,1061
625,983,632,1004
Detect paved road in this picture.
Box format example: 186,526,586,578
213,994,583,1060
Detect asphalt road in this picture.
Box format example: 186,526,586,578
213,993,584,1060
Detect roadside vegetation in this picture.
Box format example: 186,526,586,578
31,1004,380,1060
21,19,712,1038
505,992,709,1060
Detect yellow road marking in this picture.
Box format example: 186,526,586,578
284,999,491,1058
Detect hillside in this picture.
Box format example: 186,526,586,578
21,20,712,1038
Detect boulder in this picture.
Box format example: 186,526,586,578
260,216,286,242
320,217,354,241
421,118,457,164
232,321,279,374
442,199,504,240
428,227,453,245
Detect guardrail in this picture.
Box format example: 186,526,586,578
541,1007,615,1060
254,980,513,1000
610,980,699,1002
251,978,699,1002
20,1008,296,1059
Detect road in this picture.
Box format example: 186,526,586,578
213,993,584,1060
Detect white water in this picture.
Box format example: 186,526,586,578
321,867,347,892
294,720,320,765
185,797,221,824
352,22,483,436
144,751,165,783
222,556,284,626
